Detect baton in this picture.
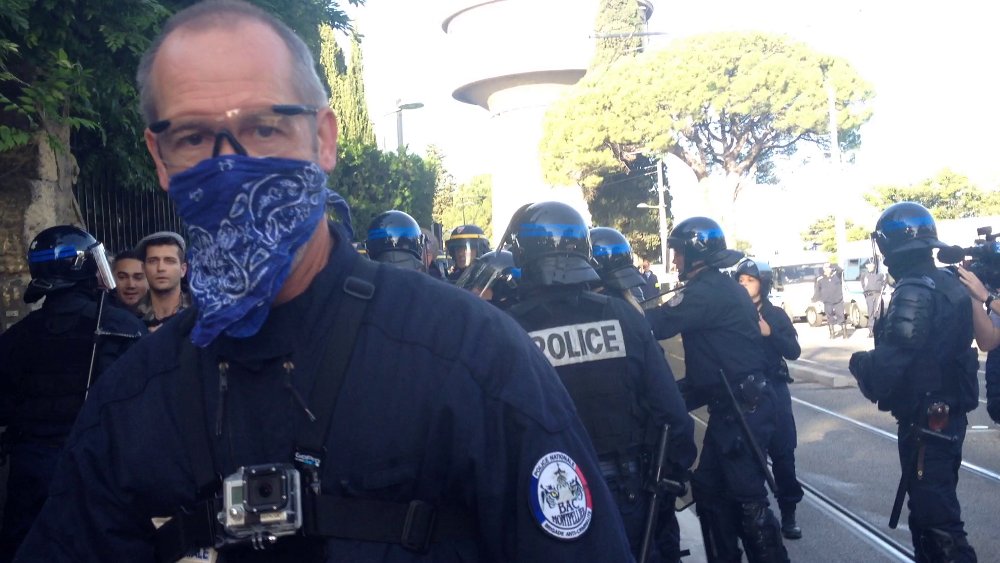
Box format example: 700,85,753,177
84,290,109,401
640,283,686,305
638,424,669,563
718,370,777,493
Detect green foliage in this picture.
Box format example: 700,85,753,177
863,168,1000,219
428,146,494,240
327,139,436,239
320,26,374,146
591,0,643,69
801,215,869,253
0,0,357,191
541,31,875,203
588,157,662,260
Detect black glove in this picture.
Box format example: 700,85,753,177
988,398,1000,424
677,378,709,411
849,351,877,402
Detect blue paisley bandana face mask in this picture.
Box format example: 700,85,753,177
168,155,341,347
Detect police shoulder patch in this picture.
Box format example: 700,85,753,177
529,451,593,540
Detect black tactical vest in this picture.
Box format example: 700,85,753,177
510,290,646,458
8,302,96,435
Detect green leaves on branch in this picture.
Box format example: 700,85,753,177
541,31,875,203
863,168,1000,219
801,215,869,254
328,140,436,239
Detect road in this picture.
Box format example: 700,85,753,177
663,322,1000,562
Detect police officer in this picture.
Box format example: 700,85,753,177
365,210,426,271
813,263,847,338
503,201,697,563
16,3,634,561
734,258,804,541
860,260,887,337
0,226,145,560
454,249,519,309
849,202,979,562
645,217,789,563
590,226,646,312
445,224,490,281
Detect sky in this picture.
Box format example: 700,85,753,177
343,0,1000,252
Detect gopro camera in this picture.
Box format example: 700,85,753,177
220,463,302,544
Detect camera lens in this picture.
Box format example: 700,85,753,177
257,482,273,499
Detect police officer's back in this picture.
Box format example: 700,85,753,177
849,202,978,561
0,226,144,560
503,202,696,562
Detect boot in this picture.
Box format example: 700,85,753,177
828,324,836,339
780,507,802,540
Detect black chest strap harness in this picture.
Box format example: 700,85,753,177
154,258,476,562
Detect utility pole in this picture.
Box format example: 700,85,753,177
827,78,847,261
656,157,669,268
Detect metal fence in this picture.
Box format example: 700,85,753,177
73,176,184,255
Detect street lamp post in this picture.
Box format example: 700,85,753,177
394,99,424,152
636,158,670,268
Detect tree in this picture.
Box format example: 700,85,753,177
801,215,869,253
541,31,875,205
588,156,662,260
328,141,436,238
320,27,375,146
590,0,643,69
863,168,1000,219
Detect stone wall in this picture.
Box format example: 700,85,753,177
0,122,82,332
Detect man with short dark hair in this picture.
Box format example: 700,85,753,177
111,249,148,315
15,2,633,561
135,231,190,331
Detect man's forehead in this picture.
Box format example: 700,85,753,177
115,258,143,272
145,244,183,258
151,19,296,115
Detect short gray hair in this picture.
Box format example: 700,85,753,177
136,0,328,124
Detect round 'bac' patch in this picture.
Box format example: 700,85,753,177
529,451,593,540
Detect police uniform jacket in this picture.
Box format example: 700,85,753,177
509,288,696,471
644,268,766,390
15,223,634,563
856,263,978,418
0,287,145,440
759,300,801,382
812,273,843,304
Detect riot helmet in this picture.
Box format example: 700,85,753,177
455,250,520,307
366,210,425,271
735,258,773,298
590,227,645,291
667,216,743,279
25,225,115,303
873,202,949,257
446,224,491,270
505,201,600,287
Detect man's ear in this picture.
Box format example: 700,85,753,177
316,108,338,172
145,129,171,190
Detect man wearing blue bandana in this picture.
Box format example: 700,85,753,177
14,1,633,562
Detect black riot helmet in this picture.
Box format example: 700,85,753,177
873,201,949,257
667,216,743,279
505,201,600,287
25,225,115,303
366,210,426,271
735,258,774,298
446,224,491,270
455,249,520,307
590,227,645,291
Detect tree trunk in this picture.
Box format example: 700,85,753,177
0,120,83,332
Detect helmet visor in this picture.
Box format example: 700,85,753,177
89,243,116,291
455,259,505,298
